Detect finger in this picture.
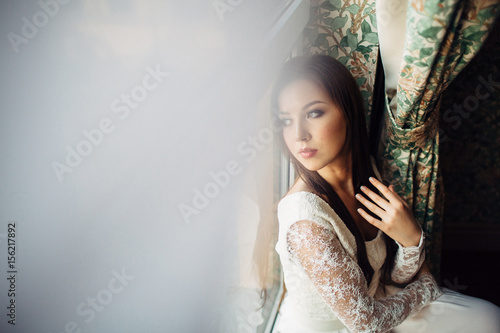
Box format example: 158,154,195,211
356,208,383,228
360,185,391,211
355,193,386,219
388,184,409,208
368,177,401,203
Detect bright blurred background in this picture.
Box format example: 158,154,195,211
0,0,309,332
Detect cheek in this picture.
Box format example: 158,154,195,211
319,127,336,141
282,130,294,151
319,126,345,146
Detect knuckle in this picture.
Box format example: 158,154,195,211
394,201,404,210
381,185,390,194
385,208,395,217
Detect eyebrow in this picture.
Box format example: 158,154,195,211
279,100,327,115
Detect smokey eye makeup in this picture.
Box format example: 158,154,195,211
307,109,324,118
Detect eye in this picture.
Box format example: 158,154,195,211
278,118,291,127
307,109,324,118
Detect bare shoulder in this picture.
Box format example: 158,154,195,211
285,178,311,196
282,178,329,205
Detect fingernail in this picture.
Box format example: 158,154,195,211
369,177,375,182
360,186,367,191
355,194,361,199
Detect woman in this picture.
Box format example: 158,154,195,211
272,55,500,333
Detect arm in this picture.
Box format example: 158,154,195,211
355,177,426,284
391,230,426,284
287,220,442,333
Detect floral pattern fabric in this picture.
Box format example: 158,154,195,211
303,0,500,275
303,0,379,118
379,0,499,275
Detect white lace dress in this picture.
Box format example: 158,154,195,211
273,191,500,333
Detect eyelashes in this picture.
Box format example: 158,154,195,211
307,109,324,118
278,109,324,127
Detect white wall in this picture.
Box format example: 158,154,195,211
0,1,308,332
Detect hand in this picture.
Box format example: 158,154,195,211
355,177,422,247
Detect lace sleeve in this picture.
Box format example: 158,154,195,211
287,220,442,333
391,231,426,284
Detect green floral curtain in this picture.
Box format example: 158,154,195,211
379,0,499,276
303,0,380,118
304,0,500,276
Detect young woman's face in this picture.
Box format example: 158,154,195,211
278,79,348,172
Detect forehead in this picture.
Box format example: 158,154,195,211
278,79,331,112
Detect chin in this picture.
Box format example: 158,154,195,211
299,161,323,172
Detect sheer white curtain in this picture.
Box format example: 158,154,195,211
0,1,308,332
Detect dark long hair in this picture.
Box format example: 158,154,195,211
271,55,397,285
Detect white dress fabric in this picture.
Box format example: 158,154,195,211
273,191,500,333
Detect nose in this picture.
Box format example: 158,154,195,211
295,120,310,141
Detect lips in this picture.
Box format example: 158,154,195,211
299,148,318,159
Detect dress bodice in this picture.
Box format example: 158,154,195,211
274,191,441,333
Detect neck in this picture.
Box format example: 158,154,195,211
317,152,353,196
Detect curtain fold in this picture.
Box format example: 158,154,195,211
303,0,499,276
379,0,500,275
